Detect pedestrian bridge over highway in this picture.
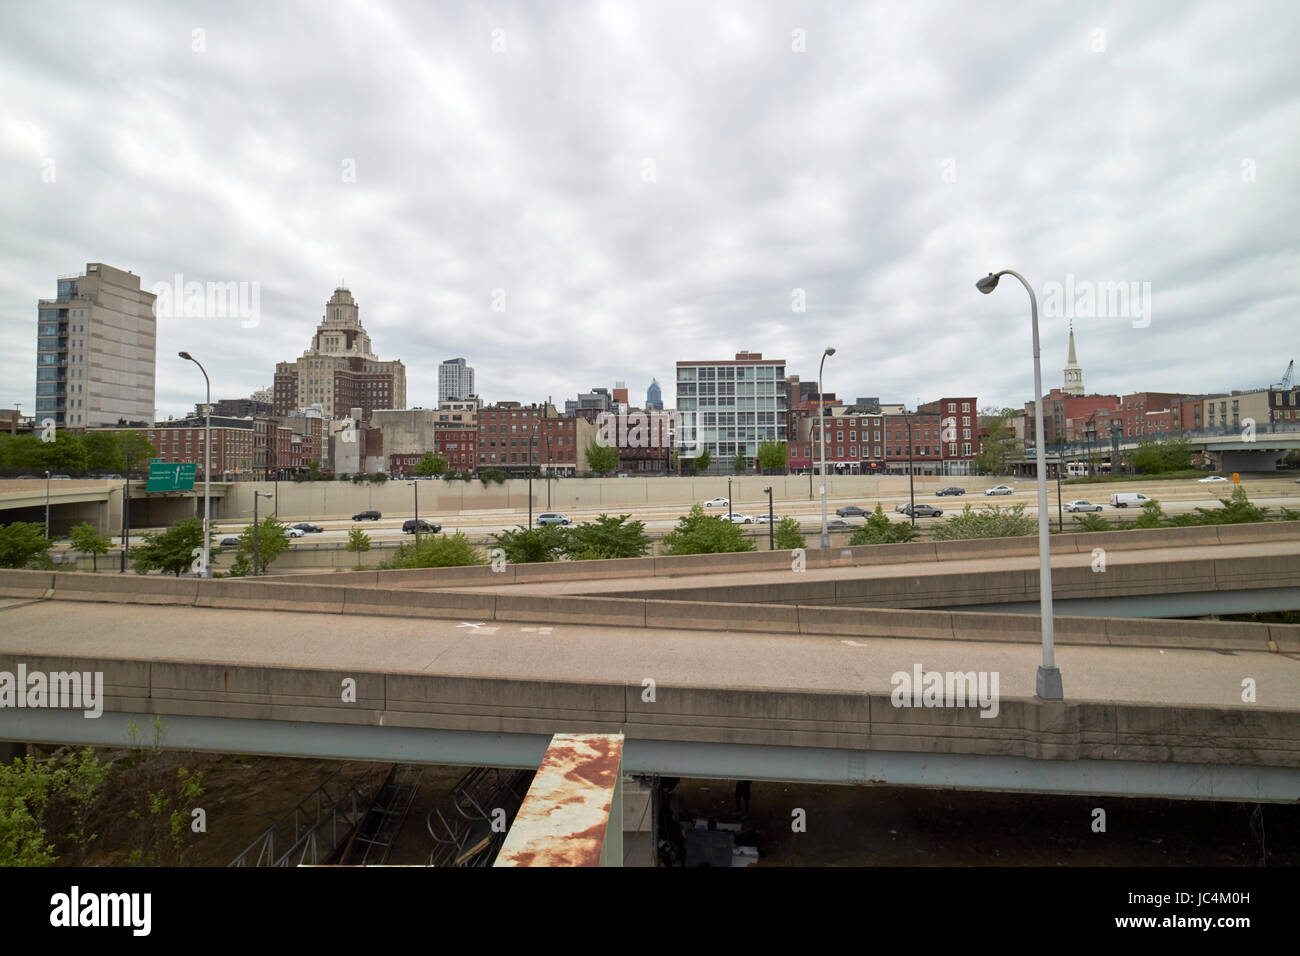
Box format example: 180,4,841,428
1,522,1297,804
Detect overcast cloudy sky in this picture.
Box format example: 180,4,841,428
2,0,1297,419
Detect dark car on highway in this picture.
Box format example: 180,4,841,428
936,487,966,496
402,519,441,533
352,510,381,521
835,505,867,517
826,519,856,529
902,503,944,518
292,523,324,533
220,537,240,547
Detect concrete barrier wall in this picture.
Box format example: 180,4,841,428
9,649,1296,765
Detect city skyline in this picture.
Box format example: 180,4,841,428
2,1,1298,420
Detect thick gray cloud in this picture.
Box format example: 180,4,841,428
2,0,1297,419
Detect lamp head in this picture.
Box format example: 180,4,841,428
824,347,836,356
178,351,193,360
976,273,1000,294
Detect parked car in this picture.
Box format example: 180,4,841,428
286,527,305,538
936,487,966,496
1065,500,1102,513
826,519,855,529
220,537,240,547
902,503,943,518
537,513,571,526
984,485,1014,495
753,514,778,523
1109,492,1150,508
352,510,382,521
703,497,729,508
836,505,867,517
50,474,71,480
722,513,753,524
402,518,441,533
895,503,910,513
292,522,324,533
1197,475,1229,483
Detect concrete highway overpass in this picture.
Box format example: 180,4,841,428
1,522,1297,803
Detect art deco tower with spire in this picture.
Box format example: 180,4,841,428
1063,322,1084,397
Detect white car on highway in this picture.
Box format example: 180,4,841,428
286,527,305,537
703,497,730,507
1197,475,1229,483
984,485,1014,495
1064,500,1102,513
722,513,754,524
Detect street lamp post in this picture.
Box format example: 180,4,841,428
764,486,774,549
905,411,916,527
408,480,421,546
44,470,50,540
178,352,212,578
727,475,733,514
977,271,1062,700
252,491,272,575
818,347,836,548
528,419,541,529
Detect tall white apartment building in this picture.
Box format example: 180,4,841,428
438,357,475,402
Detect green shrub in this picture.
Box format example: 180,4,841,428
381,531,487,569
773,516,805,550
849,504,918,545
563,514,650,560
1069,512,1109,532
933,504,1037,540
662,504,756,555
491,525,568,563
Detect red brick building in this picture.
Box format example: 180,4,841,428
477,403,582,474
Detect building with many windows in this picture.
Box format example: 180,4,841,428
35,263,157,430
273,287,406,420
675,351,787,470
438,358,475,402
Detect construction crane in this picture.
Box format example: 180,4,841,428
1273,360,1295,390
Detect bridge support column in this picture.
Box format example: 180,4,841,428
0,741,24,766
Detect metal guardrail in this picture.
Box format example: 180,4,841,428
228,768,377,867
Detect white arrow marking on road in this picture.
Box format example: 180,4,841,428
521,627,554,635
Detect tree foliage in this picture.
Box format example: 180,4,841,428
564,514,650,560
662,504,756,555
68,522,112,571
413,452,447,477
0,522,53,570
346,527,372,555
236,516,290,573
491,524,568,563
933,503,1038,540
1131,437,1193,474
756,441,789,473
733,451,747,474
849,504,919,545
382,531,487,569
130,518,215,576
773,516,805,550
584,442,619,475
974,410,1021,476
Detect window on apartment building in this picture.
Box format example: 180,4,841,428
948,403,956,412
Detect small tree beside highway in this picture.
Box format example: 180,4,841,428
0,522,52,570
68,522,112,572
346,527,372,569
662,504,756,555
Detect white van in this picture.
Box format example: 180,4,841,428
1110,492,1150,508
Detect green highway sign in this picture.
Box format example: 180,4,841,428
146,461,197,492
